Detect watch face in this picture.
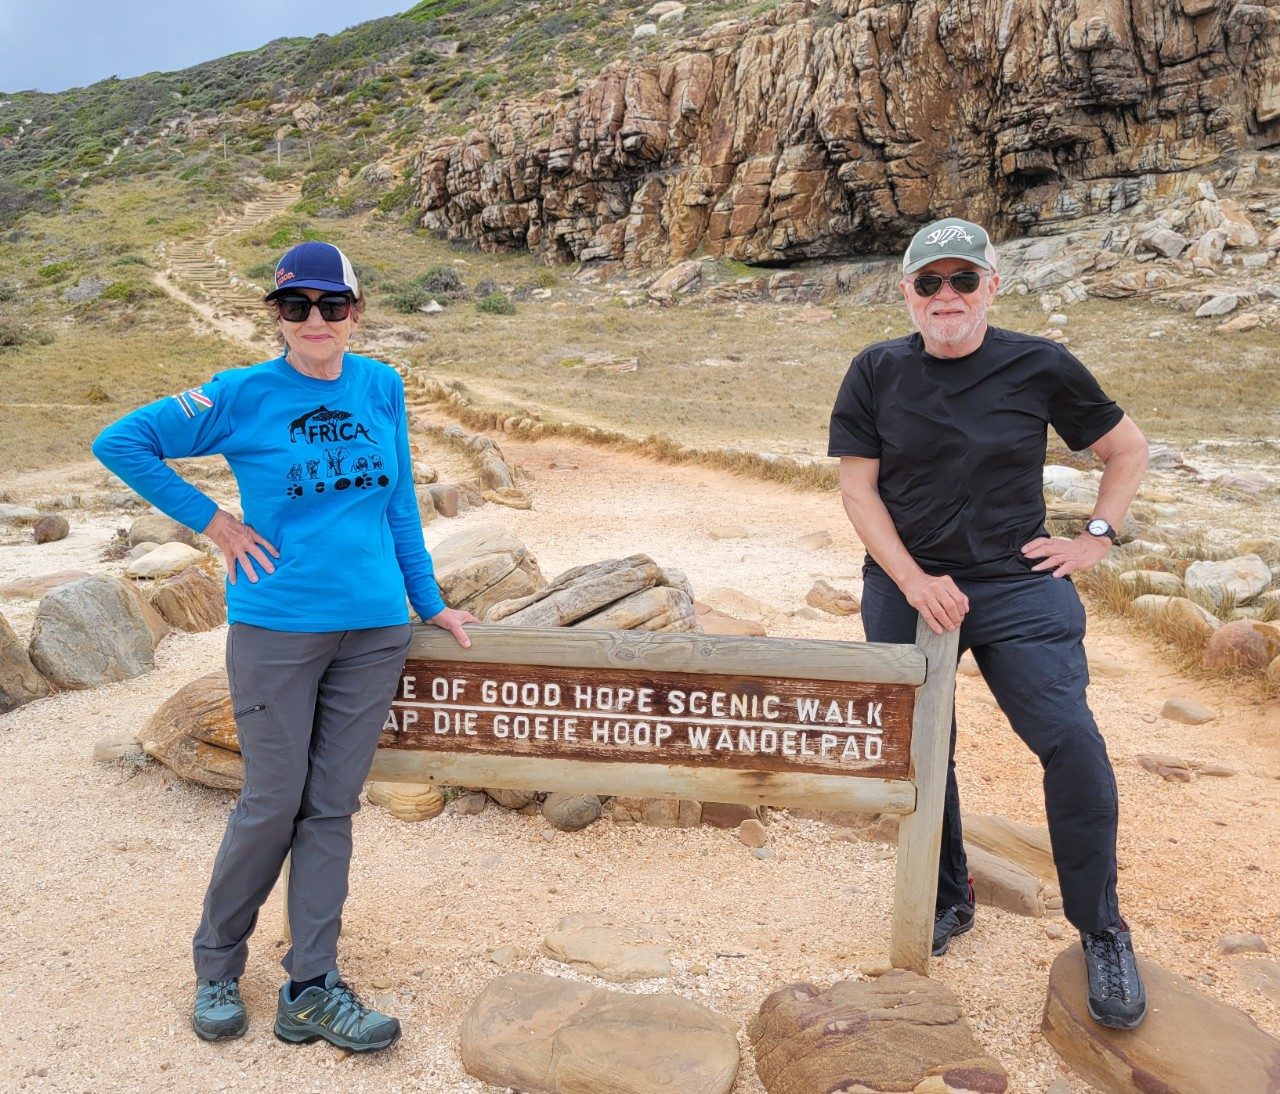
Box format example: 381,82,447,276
1087,519,1109,536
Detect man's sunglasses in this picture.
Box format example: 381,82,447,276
275,294,354,322
911,271,983,297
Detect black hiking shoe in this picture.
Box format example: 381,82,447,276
932,879,976,956
1080,924,1148,1029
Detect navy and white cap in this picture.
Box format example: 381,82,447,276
266,241,360,300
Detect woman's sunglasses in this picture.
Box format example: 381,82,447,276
911,271,983,297
275,294,354,322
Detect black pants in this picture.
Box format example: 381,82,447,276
861,568,1122,934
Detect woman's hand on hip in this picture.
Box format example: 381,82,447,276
428,607,480,648
202,509,279,585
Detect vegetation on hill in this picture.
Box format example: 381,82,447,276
0,0,762,229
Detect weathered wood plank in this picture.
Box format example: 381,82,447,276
383,659,915,779
366,750,919,814
889,619,960,974
405,625,926,686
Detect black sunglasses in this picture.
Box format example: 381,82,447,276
912,271,983,297
275,294,354,322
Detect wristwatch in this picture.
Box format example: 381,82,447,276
1085,517,1118,543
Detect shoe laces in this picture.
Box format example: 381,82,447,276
322,979,372,1031
1085,930,1132,1001
201,979,240,1008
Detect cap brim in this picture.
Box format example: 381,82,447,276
265,278,357,300
903,255,994,276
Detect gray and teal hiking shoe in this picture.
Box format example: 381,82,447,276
193,977,247,1041
274,970,400,1053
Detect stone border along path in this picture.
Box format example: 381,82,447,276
152,184,301,350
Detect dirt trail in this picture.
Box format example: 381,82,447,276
152,185,300,349
2,427,1279,1093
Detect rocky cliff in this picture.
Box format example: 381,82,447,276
413,0,1280,270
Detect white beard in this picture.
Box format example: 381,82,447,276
916,306,986,350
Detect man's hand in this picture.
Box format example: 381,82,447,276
900,572,970,635
1021,533,1110,577
428,607,480,648
203,509,279,585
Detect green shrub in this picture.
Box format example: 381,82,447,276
377,182,415,213
416,265,464,294
37,261,75,282
100,280,161,304
475,292,515,315
109,254,151,267
388,283,435,313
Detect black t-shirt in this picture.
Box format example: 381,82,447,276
828,326,1124,580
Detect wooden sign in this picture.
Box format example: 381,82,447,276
366,622,957,973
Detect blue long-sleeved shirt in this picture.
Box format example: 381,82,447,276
92,353,446,632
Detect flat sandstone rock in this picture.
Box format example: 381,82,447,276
461,972,738,1093
749,972,1007,1093
1042,944,1280,1093
541,914,675,981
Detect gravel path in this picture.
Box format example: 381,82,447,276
1,442,1278,1093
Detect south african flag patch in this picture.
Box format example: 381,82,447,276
173,386,214,419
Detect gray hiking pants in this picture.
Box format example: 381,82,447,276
193,621,412,982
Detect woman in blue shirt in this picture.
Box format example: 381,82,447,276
94,241,477,1053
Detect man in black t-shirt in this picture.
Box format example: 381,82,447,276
829,217,1151,1029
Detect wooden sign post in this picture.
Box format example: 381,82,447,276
367,620,957,973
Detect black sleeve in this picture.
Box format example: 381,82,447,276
828,352,881,458
1046,346,1125,452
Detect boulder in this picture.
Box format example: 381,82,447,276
136,672,244,790
93,730,144,764
700,802,766,829
1234,958,1280,1004
1043,944,1280,1094
487,787,540,810
574,585,696,632
125,542,206,580
1220,934,1270,955
461,972,738,1093
1119,569,1182,596
0,504,40,524
1194,294,1239,318
693,603,766,637
697,588,779,625
541,915,675,981
1160,697,1218,724
1129,595,1220,640
28,575,157,689
749,973,1008,1093
612,797,702,827
1203,620,1280,673
432,524,548,617
366,782,443,821
966,843,1061,918
487,555,661,627
805,579,860,615
962,814,1058,887
1137,753,1235,780
1183,555,1271,607
150,565,225,632
127,513,197,548
426,482,459,517
0,570,91,600
32,515,69,544
542,793,603,831
0,612,51,713
119,580,171,647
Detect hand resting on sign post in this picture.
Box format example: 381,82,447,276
428,607,479,648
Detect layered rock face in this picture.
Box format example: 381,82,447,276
414,0,1280,268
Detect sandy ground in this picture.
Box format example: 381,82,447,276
2,438,1279,1094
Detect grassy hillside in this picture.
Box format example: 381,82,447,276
0,0,764,228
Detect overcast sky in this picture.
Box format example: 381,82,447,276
0,1,414,94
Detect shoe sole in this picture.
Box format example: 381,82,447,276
192,1017,247,1042
1087,998,1148,1030
932,917,974,957
273,1022,401,1053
